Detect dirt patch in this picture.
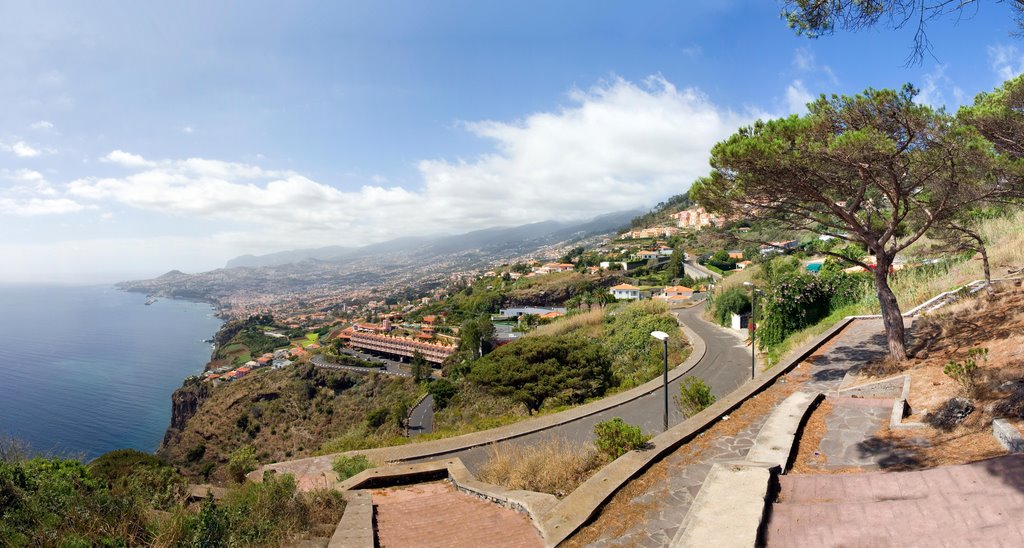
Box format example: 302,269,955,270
790,399,834,474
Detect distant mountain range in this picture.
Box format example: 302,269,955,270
226,210,641,269
119,210,642,310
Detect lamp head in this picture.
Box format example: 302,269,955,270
650,330,669,341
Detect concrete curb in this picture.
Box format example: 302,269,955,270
669,392,820,548
745,392,822,470
328,490,373,548
890,375,926,429
258,315,707,476
993,419,1024,453
669,462,774,548
539,318,855,546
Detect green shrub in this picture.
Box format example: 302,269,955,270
428,379,457,409
227,445,258,483
593,418,650,459
712,287,750,326
366,408,390,429
677,377,716,417
944,347,987,396
332,455,375,481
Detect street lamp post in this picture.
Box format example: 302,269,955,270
743,282,759,379
651,330,670,431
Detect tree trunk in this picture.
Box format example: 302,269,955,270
980,244,993,296
873,255,908,361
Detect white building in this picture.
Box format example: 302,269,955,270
610,283,641,300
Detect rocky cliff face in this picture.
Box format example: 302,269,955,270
159,379,210,453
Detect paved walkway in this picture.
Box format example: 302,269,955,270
568,318,898,546
768,454,1024,546
371,481,543,547
817,397,897,469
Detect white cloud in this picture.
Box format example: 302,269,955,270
785,80,814,114
101,149,156,168
13,142,41,157
794,47,815,71
989,44,1024,81
0,197,87,216
792,47,839,86
915,65,964,109
182,125,194,134
681,45,703,58
30,120,55,131
1,141,43,158
64,76,761,249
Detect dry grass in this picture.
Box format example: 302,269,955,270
526,308,604,338
477,438,606,498
891,209,1024,308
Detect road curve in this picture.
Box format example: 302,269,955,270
408,302,753,472
407,394,434,435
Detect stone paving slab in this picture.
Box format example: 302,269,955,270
769,455,1024,546
817,397,894,469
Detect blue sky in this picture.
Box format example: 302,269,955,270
0,0,1021,282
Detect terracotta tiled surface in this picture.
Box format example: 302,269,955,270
372,482,544,548
768,455,1024,547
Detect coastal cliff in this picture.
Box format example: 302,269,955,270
159,377,210,452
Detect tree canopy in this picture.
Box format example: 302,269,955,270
782,0,1024,64
960,74,1024,161
693,85,1005,359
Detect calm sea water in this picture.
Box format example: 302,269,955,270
0,284,223,461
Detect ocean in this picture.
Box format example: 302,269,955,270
0,284,223,461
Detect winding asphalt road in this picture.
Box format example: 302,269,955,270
410,302,754,472
408,394,434,435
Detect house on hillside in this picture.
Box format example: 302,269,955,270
610,283,642,300
736,260,753,270
661,285,694,299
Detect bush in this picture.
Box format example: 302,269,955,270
428,378,457,410
712,287,750,326
943,348,987,396
366,408,390,429
677,377,716,417
227,445,258,483
593,418,650,459
332,455,375,481
468,335,612,414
